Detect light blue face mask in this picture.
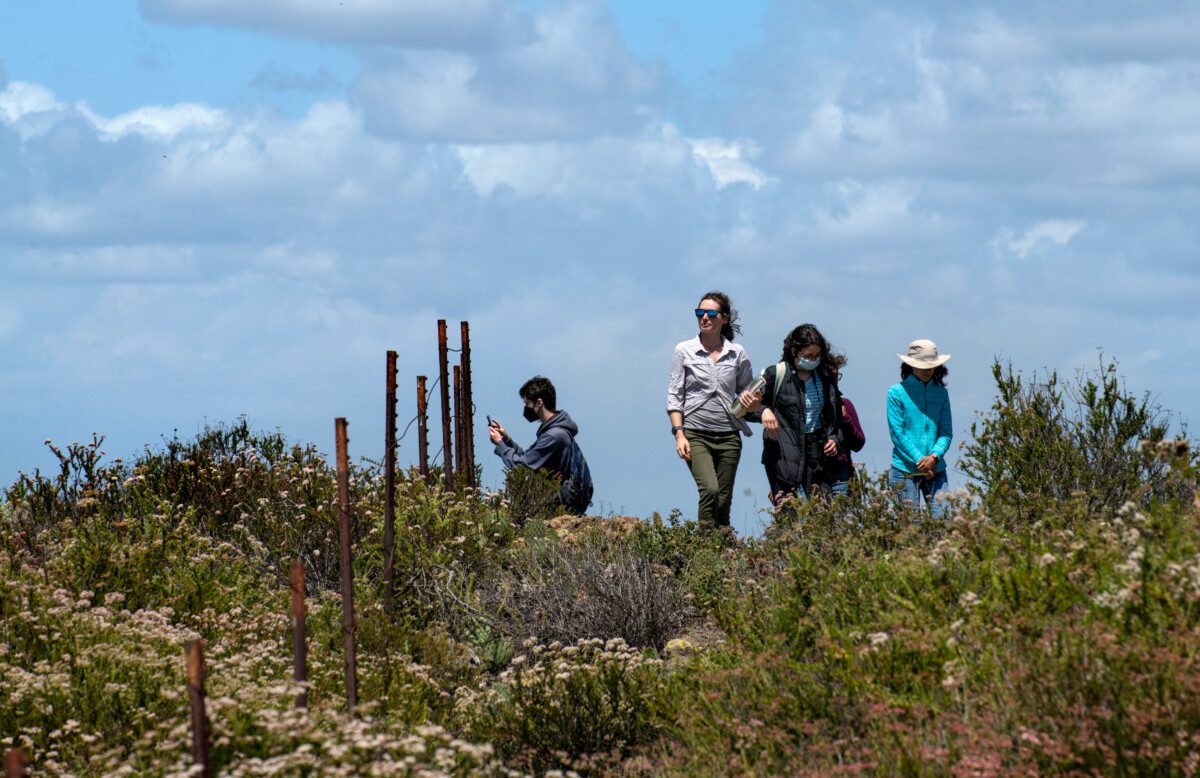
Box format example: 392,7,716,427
795,356,821,371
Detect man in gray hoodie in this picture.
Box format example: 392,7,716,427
488,375,581,488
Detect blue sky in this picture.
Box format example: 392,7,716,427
3,1,1199,534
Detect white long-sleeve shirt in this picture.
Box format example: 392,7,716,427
666,336,755,435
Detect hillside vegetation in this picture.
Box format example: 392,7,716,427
2,360,1198,776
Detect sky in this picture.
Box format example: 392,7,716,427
2,1,1199,535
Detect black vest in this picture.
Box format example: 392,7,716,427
759,363,843,489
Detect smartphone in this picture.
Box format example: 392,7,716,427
486,415,496,427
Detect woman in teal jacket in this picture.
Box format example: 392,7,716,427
887,339,952,517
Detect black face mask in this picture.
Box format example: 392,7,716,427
523,405,539,423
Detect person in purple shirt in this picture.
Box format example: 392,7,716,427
827,353,866,495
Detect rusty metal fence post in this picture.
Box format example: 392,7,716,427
417,375,429,479
437,320,453,487
460,321,475,488
335,418,358,713
453,364,463,481
383,351,397,615
4,749,27,778
186,639,211,778
290,559,309,710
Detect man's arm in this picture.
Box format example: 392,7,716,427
495,429,564,470
493,435,524,463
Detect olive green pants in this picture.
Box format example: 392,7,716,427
684,429,742,528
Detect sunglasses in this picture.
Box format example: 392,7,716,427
695,309,722,319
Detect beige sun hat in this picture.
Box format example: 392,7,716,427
897,339,951,369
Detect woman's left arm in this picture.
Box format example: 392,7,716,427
931,390,953,460
736,350,762,422
735,350,753,393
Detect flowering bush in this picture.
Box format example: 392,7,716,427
480,531,693,651
664,479,1200,776
961,358,1195,521
0,566,197,773
1,360,1196,777
465,638,677,773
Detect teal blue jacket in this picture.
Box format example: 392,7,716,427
887,375,953,474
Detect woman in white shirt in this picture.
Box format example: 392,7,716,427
666,291,755,529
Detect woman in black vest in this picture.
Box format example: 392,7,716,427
743,323,844,504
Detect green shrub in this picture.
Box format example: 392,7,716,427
2,422,347,593
2,357,1198,778
961,358,1194,522
359,472,517,637
662,490,1200,776
480,532,693,651
467,638,677,773
501,466,564,525
626,510,748,614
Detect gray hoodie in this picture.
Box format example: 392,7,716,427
494,411,579,478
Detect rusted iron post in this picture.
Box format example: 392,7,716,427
4,749,27,778
290,559,309,709
186,639,211,778
437,320,454,486
335,418,358,713
460,321,475,488
453,364,464,481
383,350,397,615
416,375,430,480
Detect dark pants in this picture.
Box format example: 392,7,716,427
767,437,830,503
684,429,742,528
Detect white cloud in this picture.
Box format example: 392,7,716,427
353,2,659,142
7,242,336,284
140,0,660,144
255,243,339,279
734,6,1200,193
11,245,199,282
0,81,61,123
992,220,1086,260
813,180,925,241
1134,348,1164,367
957,13,1042,63
452,126,697,199
7,0,1200,529
0,201,99,238
0,81,68,139
686,138,773,189
140,0,529,48
84,103,233,142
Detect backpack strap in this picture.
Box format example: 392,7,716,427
773,361,787,400
546,427,574,461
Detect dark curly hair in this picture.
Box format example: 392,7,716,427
698,290,741,341
829,351,847,378
519,375,557,411
780,323,833,366
900,363,949,385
